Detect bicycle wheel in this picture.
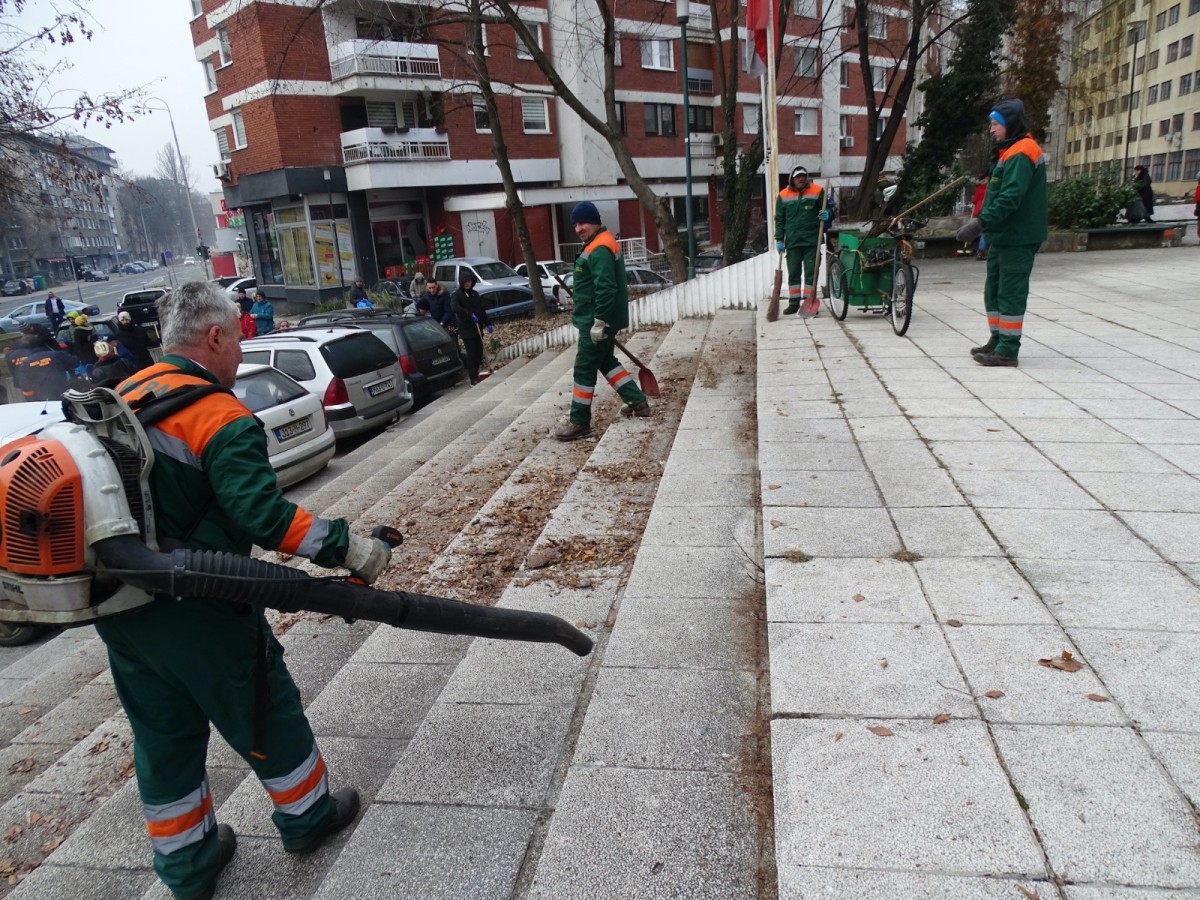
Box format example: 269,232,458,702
826,257,849,320
889,260,914,336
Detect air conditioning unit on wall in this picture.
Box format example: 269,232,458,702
840,136,855,148
213,160,231,180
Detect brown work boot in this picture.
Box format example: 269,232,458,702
554,421,592,442
621,400,652,418
283,789,361,854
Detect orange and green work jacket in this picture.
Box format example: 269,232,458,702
979,134,1047,247
572,227,630,332
774,182,826,247
117,356,349,565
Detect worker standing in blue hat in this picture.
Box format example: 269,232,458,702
555,201,650,441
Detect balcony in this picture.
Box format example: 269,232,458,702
329,39,441,82
341,126,451,165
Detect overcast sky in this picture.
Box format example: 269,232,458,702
17,0,221,193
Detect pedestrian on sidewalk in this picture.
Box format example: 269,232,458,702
44,291,66,331
956,98,1047,368
555,201,650,442
99,281,392,900
1193,173,1199,240
250,291,275,335
451,274,492,385
1133,165,1155,223
774,166,830,315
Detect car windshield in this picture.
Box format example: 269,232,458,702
401,318,452,352
544,262,572,276
472,262,518,279
233,368,308,413
321,333,397,377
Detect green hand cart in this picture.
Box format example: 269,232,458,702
825,220,921,336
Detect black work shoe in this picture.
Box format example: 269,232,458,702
975,350,1018,367
554,422,592,442
185,825,237,900
284,789,361,855
621,400,652,418
783,303,800,315
970,343,996,357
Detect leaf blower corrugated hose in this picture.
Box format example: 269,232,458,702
92,535,594,657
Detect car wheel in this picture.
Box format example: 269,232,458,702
0,622,47,647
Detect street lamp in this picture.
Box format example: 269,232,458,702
676,0,696,280
141,96,207,277
1122,21,1147,181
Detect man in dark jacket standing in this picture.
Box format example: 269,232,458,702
114,310,156,369
956,99,1047,367
555,201,649,442
100,282,391,900
774,166,829,316
44,292,66,331
451,274,492,385
1132,165,1155,223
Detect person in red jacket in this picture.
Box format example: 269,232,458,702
1193,174,1199,243
959,174,990,259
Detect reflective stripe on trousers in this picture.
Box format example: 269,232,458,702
143,776,215,856
260,742,329,817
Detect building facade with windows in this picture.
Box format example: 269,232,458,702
1063,0,1200,195
189,0,910,307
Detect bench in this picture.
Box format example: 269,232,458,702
1075,221,1190,250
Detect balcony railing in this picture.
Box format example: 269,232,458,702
341,126,451,165
329,39,441,81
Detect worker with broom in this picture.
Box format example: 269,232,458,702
775,166,830,317
555,201,650,442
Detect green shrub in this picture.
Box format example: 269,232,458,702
1047,166,1135,229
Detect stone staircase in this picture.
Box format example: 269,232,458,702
2,310,772,899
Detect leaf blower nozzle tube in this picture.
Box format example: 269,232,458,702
93,535,594,657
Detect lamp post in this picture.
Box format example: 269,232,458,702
676,0,696,280
142,96,207,278
1122,21,1146,181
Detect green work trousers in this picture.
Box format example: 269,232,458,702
785,244,819,307
96,598,333,899
569,329,647,425
982,243,1038,359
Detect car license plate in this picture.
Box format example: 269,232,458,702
274,417,313,442
432,355,450,366
368,378,394,397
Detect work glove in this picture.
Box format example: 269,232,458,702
955,218,983,244
776,241,786,252
590,318,607,343
470,313,479,324
486,324,494,334
342,533,392,585
818,210,831,222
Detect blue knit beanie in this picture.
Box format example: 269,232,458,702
989,110,1006,127
570,201,602,225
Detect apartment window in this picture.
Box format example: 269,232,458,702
839,113,851,138
613,35,623,66
1159,118,1170,136
1172,112,1184,132
516,22,541,59
794,107,817,134
1168,41,1179,62
468,24,488,55
1169,2,1180,24
1148,49,1159,69
794,0,817,16
1120,95,1130,111
1192,0,1200,14
190,0,202,17
794,47,818,78
1135,55,1145,74
521,97,549,133
1185,149,1200,179
871,65,887,93
1148,84,1159,102
1182,35,1193,56
1182,73,1194,94
217,26,231,66
214,127,230,159
472,96,490,131
614,101,626,134
688,105,715,133
743,103,760,134
840,61,850,87
641,38,673,71
202,59,216,94
875,115,889,139
644,102,676,136
231,109,247,148
1156,10,1167,29
1194,111,1200,130
1121,62,1129,79
1128,126,1138,142
1152,153,1165,180
1130,90,1140,108
366,100,398,127
868,8,887,38
1161,80,1172,100
1141,123,1152,139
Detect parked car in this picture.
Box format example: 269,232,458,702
183,256,197,266
80,268,110,282
1,280,30,297
514,260,574,294
239,328,412,439
122,262,146,274
0,298,100,334
118,287,169,326
694,248,759,274
54,313,160,351
473,283,543,321
625,266,673,296
295,310,465,401
222,276,257,298
432,257,529,290
232,364,337,488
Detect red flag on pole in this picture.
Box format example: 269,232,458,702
744,0,769,76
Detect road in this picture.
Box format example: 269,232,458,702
0,265,209,320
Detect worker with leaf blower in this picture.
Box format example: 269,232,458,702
555,201,650,442
775,166,830,316
98,281,392,900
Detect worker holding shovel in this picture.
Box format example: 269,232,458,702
555,201,650,442
775,166,830,317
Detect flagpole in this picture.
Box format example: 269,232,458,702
764,0,779,249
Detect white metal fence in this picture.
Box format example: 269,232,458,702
494,251,772,362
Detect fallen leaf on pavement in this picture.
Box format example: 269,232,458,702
1017,886,1039,899
1087,693,1110,702
768,484,781,490
984,690,1005,699
946,619,963,628
3,826,21,844
1038,650,1083,672
852,593,865,602
867,725,894,737
834,732,843,742
932,713,951,724
880,657,889,669
770,520,784,529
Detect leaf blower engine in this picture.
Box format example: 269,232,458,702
0,388,593,656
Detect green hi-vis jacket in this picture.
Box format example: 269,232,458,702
118,356,349,566
572,228,630,331
980,134,1048,247
774,182,825,247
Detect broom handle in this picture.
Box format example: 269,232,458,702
551,272,648,371
887,175,969,231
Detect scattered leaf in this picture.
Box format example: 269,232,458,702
770,519,784,529
880,657,889,669
984,690,1005,699
852,593,865,603
1087,693,1110,703
1017,886,1039,899
87,739,109,755
650,861,664,875
768,484,781,490
986,428,1000,433
867,725,894,737
834,731,844,742
41,837,63,853
3,826,21,843
16,709,32,716
946,619,963,628
1038,650,1083,673
932,713,952,725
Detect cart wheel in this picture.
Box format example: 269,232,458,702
826,258,849,321
890,260,915,336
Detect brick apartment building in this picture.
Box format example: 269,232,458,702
188,0,909,308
